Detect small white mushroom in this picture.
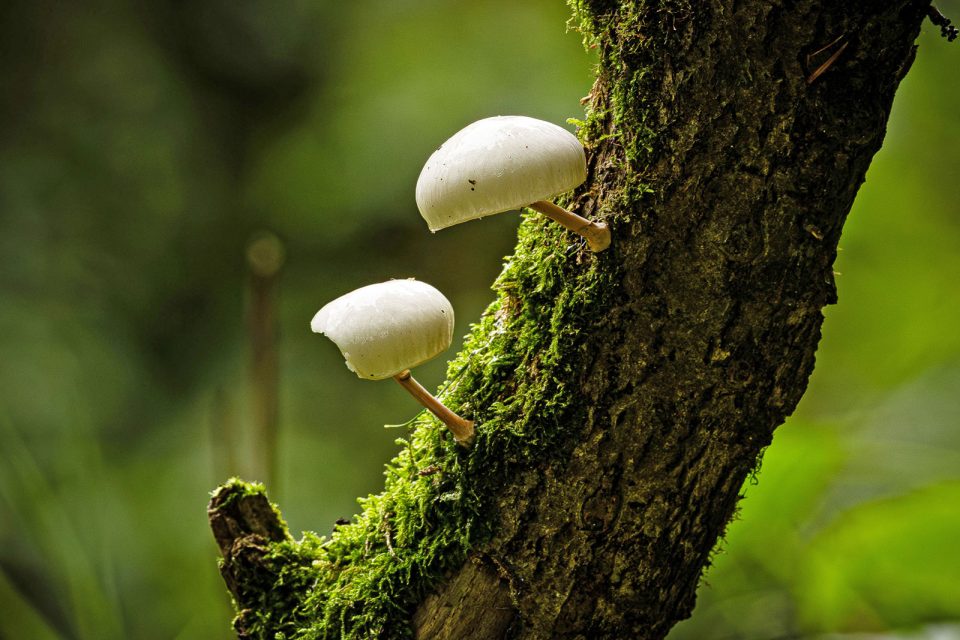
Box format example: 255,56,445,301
311,279,474,446
416,115,610,252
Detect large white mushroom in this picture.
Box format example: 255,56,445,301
311,279,474,446
416,115,610,252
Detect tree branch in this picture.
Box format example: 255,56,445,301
209,1,932,638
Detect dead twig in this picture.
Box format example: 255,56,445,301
806,36,849,84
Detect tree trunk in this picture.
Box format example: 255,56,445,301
208,1,933,638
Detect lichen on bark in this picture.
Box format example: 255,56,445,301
208,1,932,638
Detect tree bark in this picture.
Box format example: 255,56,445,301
208,1,932,638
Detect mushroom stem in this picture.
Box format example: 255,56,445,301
528,200,611,252
393,370,475,447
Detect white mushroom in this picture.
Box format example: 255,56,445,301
311,279,474,446
416,115,610,252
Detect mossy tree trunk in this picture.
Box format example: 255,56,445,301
208,1,933,638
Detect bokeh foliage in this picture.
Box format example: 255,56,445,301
0,1,957,638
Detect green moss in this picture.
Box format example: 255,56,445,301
567,0,671,218
565,0,602,51
217,5,682,637
219,211,620,638
215,477,275,506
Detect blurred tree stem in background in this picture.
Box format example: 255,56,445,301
208,2,952,639
246,232,285,492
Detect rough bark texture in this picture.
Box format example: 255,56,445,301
208,1,931,638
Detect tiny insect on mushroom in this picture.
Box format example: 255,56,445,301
416,115,611,252
311,279,475,447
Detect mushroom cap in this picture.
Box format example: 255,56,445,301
311,279,454,380
416,116,586,231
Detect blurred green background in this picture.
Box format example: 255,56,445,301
0,1,957,638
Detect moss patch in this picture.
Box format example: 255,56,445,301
218,206,620,639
